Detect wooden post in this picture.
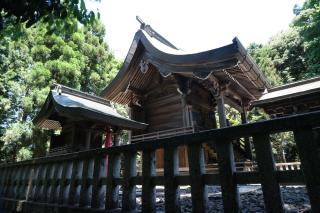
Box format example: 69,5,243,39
241,108,253,160
25,165,36,201
122,151,137,211
68,159,81,206
127,105,132,144
216,96,227,128
105,153,121,210
79,157,93,207
141,149,156,213
13,166,23,200
192,121,197,133
252,133,285,212
85,129,91,150
58,160,72,205
181,94,187,127
164,146,181,213
114,134,118,146
187,143,208,212
92,154,107,209
41,163,53,203
294,127,320,212
216,138,241,212
49,163,61,204
33,164,45,202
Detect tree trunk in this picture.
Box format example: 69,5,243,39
282,148,286,163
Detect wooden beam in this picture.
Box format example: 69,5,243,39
208,74,219,84
127,86,143,95
223,95,243,113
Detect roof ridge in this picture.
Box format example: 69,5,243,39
268,75,320,93
53,83,112,107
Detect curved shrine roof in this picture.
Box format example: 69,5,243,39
33,85,148,130
100,29,271,106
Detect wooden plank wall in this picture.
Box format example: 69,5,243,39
143,86,186,168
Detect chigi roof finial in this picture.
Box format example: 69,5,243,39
136,16,145,30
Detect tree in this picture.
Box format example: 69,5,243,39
0,20,122,162
0,0,100,40
292,0,320,76
247,28,307,84
247,108,297,163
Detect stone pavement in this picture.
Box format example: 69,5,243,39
117,185,312,212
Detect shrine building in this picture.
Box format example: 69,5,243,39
33,84,147,156
99,17,272,173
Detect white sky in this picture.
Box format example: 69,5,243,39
86,0,305,59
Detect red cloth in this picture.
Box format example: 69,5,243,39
105,127,112,176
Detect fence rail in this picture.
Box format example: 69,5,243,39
1,110,320,212
131,123,197,142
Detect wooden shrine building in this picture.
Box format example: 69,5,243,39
33,84,147,156
100,17,272,172
252,76,320,117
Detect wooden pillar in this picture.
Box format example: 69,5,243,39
216,96,227,128
241,108,253,160
114,134,119,146
85,129,91,150
126,104,132,144
181,94,187,127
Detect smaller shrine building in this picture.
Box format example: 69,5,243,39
32,84,147,156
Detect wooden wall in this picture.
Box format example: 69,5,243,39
143,85,188,168
144,85,183,133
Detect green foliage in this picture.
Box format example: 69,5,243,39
291,0,320,76
247,108,297,163
0,0,101,40
247,28,307,84
0,20,122,162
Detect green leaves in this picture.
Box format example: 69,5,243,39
291,2,320,77
1,0,101,40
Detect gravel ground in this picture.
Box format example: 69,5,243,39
118,185,312,212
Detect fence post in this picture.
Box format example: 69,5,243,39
252,133,285,213
0,166,9,196
33,164,45,202
68,159,81,206
215,138,241,212
49,163,61,204
141,149,156,213
79,157,93,207
25,164,37,202
8,166,20,198
19,165,30,200
3,165,14,198
12,166,23,200
58,160,73,205
187,143,208,213
294,127,320,212
122,151,137,211
91,154,107,209
105,153,121,210
164,146,181,213
41,163,53,203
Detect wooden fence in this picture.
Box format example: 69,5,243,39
1,110,320,213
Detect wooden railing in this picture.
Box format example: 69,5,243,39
131,122,197,142
276,162,301,170
47,145,84,156
1,111,320,213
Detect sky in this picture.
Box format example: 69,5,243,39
86,0,306,59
